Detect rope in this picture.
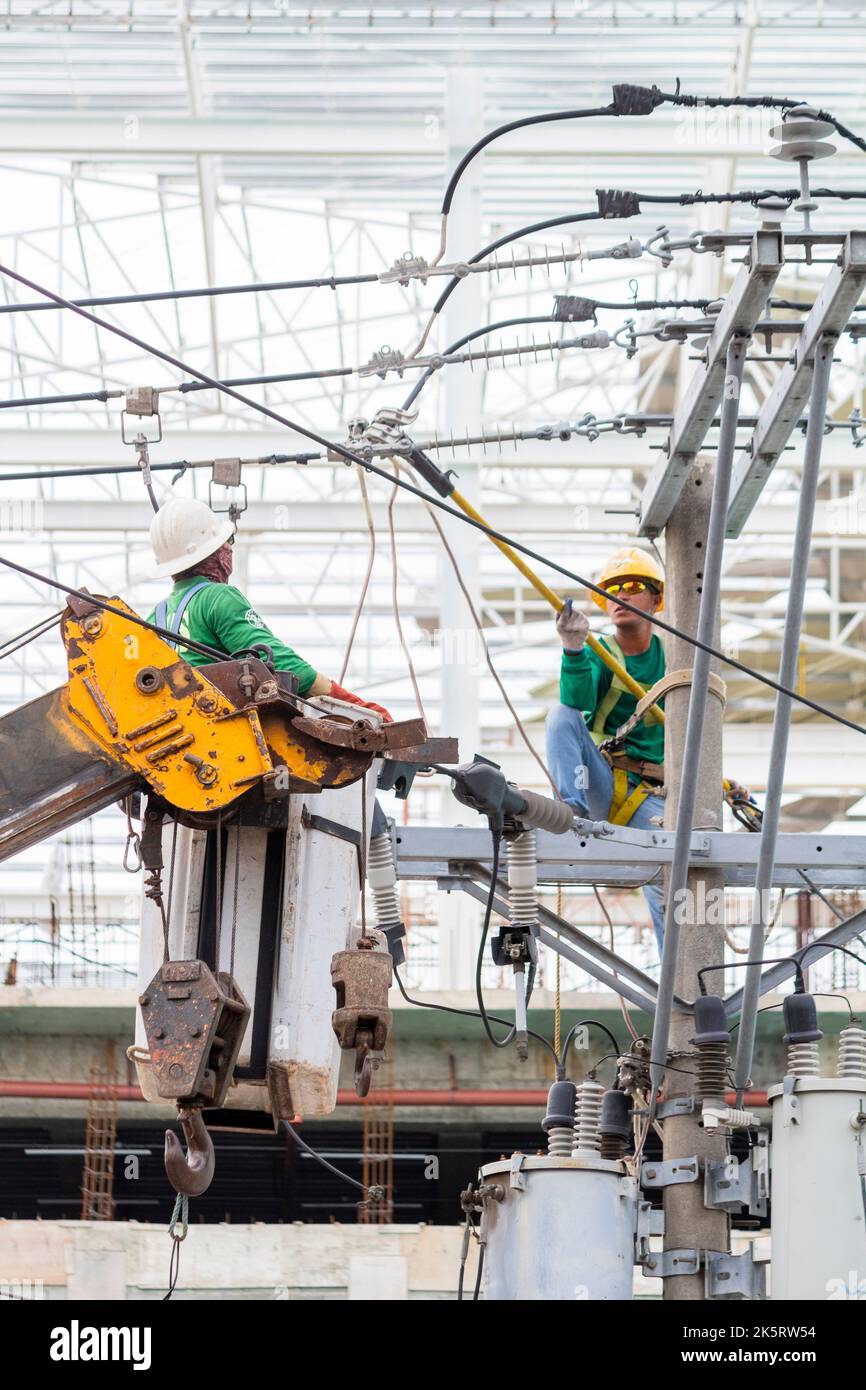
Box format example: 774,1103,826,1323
387,461,428,724
340,469,376,684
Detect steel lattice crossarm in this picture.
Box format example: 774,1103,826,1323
393,822,866,891
393,823,866,1016
726,230,866,536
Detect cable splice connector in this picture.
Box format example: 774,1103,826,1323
610,84,666,117
553,294,598,323
596,188,642,219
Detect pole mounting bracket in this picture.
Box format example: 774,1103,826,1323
641,1155,700,1188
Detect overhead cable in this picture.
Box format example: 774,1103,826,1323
1,258,864,738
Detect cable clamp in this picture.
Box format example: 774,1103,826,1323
378,253,431,285
121,386,162,445
209,457,247,521
359,345,408,379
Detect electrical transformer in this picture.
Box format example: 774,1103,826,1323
769,998,866,1299
769,1012,866,1299
470,1079,644,1301
479,1153,640,1301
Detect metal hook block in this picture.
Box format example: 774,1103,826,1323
164,1106,216,1198
140,959,250,1110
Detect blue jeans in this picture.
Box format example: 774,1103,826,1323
546,702,665,952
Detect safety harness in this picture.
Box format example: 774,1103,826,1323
154,580,212,652
591,638,727,826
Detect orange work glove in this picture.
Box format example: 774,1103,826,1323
328,680,393,723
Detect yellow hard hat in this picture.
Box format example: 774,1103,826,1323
591,546,665,611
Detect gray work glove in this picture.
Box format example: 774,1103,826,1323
556,599,590,652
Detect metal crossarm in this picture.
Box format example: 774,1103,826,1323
726,229,866,537
723,902,866,1014
637,228,784,537
446,866,690,1014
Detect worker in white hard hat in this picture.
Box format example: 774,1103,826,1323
546,546,666,950
148,496,392,720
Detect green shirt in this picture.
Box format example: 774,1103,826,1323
148,577,318,696
560,632,665,764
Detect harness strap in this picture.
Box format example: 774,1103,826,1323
157,580,212,652
589,636,632,746
602,666,727,760
608,766,655,826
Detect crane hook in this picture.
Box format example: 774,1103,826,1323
164,1106,215,1197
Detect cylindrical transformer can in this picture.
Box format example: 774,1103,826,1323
479,1154,638,1300
768,1077,866,1300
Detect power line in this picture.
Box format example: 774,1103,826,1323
1,258,864,739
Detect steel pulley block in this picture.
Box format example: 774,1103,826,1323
139,959,250,1109
331,932,393,1097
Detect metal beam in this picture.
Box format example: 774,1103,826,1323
726,230,866,537
0,113,776,160
454,872,672,1013
395,826,866,889
637,228,784,537
723,903,866,1013
7,496,866,541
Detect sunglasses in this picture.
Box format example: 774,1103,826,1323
603,579,658,598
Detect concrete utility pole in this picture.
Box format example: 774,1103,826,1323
660,455,730,1299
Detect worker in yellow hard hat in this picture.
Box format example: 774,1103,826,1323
546,547,667,950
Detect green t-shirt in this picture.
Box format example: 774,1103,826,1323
560,632,665,764
148,577,318,696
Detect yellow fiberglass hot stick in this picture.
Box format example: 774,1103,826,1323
449,486,750,806
450,487,665,717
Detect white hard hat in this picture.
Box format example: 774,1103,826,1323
149,496,235,579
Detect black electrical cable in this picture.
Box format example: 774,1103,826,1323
472,1242,485,1301
177,365,353,395
631,186,866,207
0,271,381,317
0,554,230,664
0,609,64,655
728,994,855,1032
437,84,865,242
0,366,351,413
430,211,604,320
698,957,807,994
392,961,559,1067
796,941,866,974
441,107,613,216
403,314,555,410
559,1019,621,1066
281,1119,374,1199
0,617,64,661
472,829,541,1052
0,453,316,485
3,257,864,740
659,87,866,157
0,299,718,420
0,387,117,411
